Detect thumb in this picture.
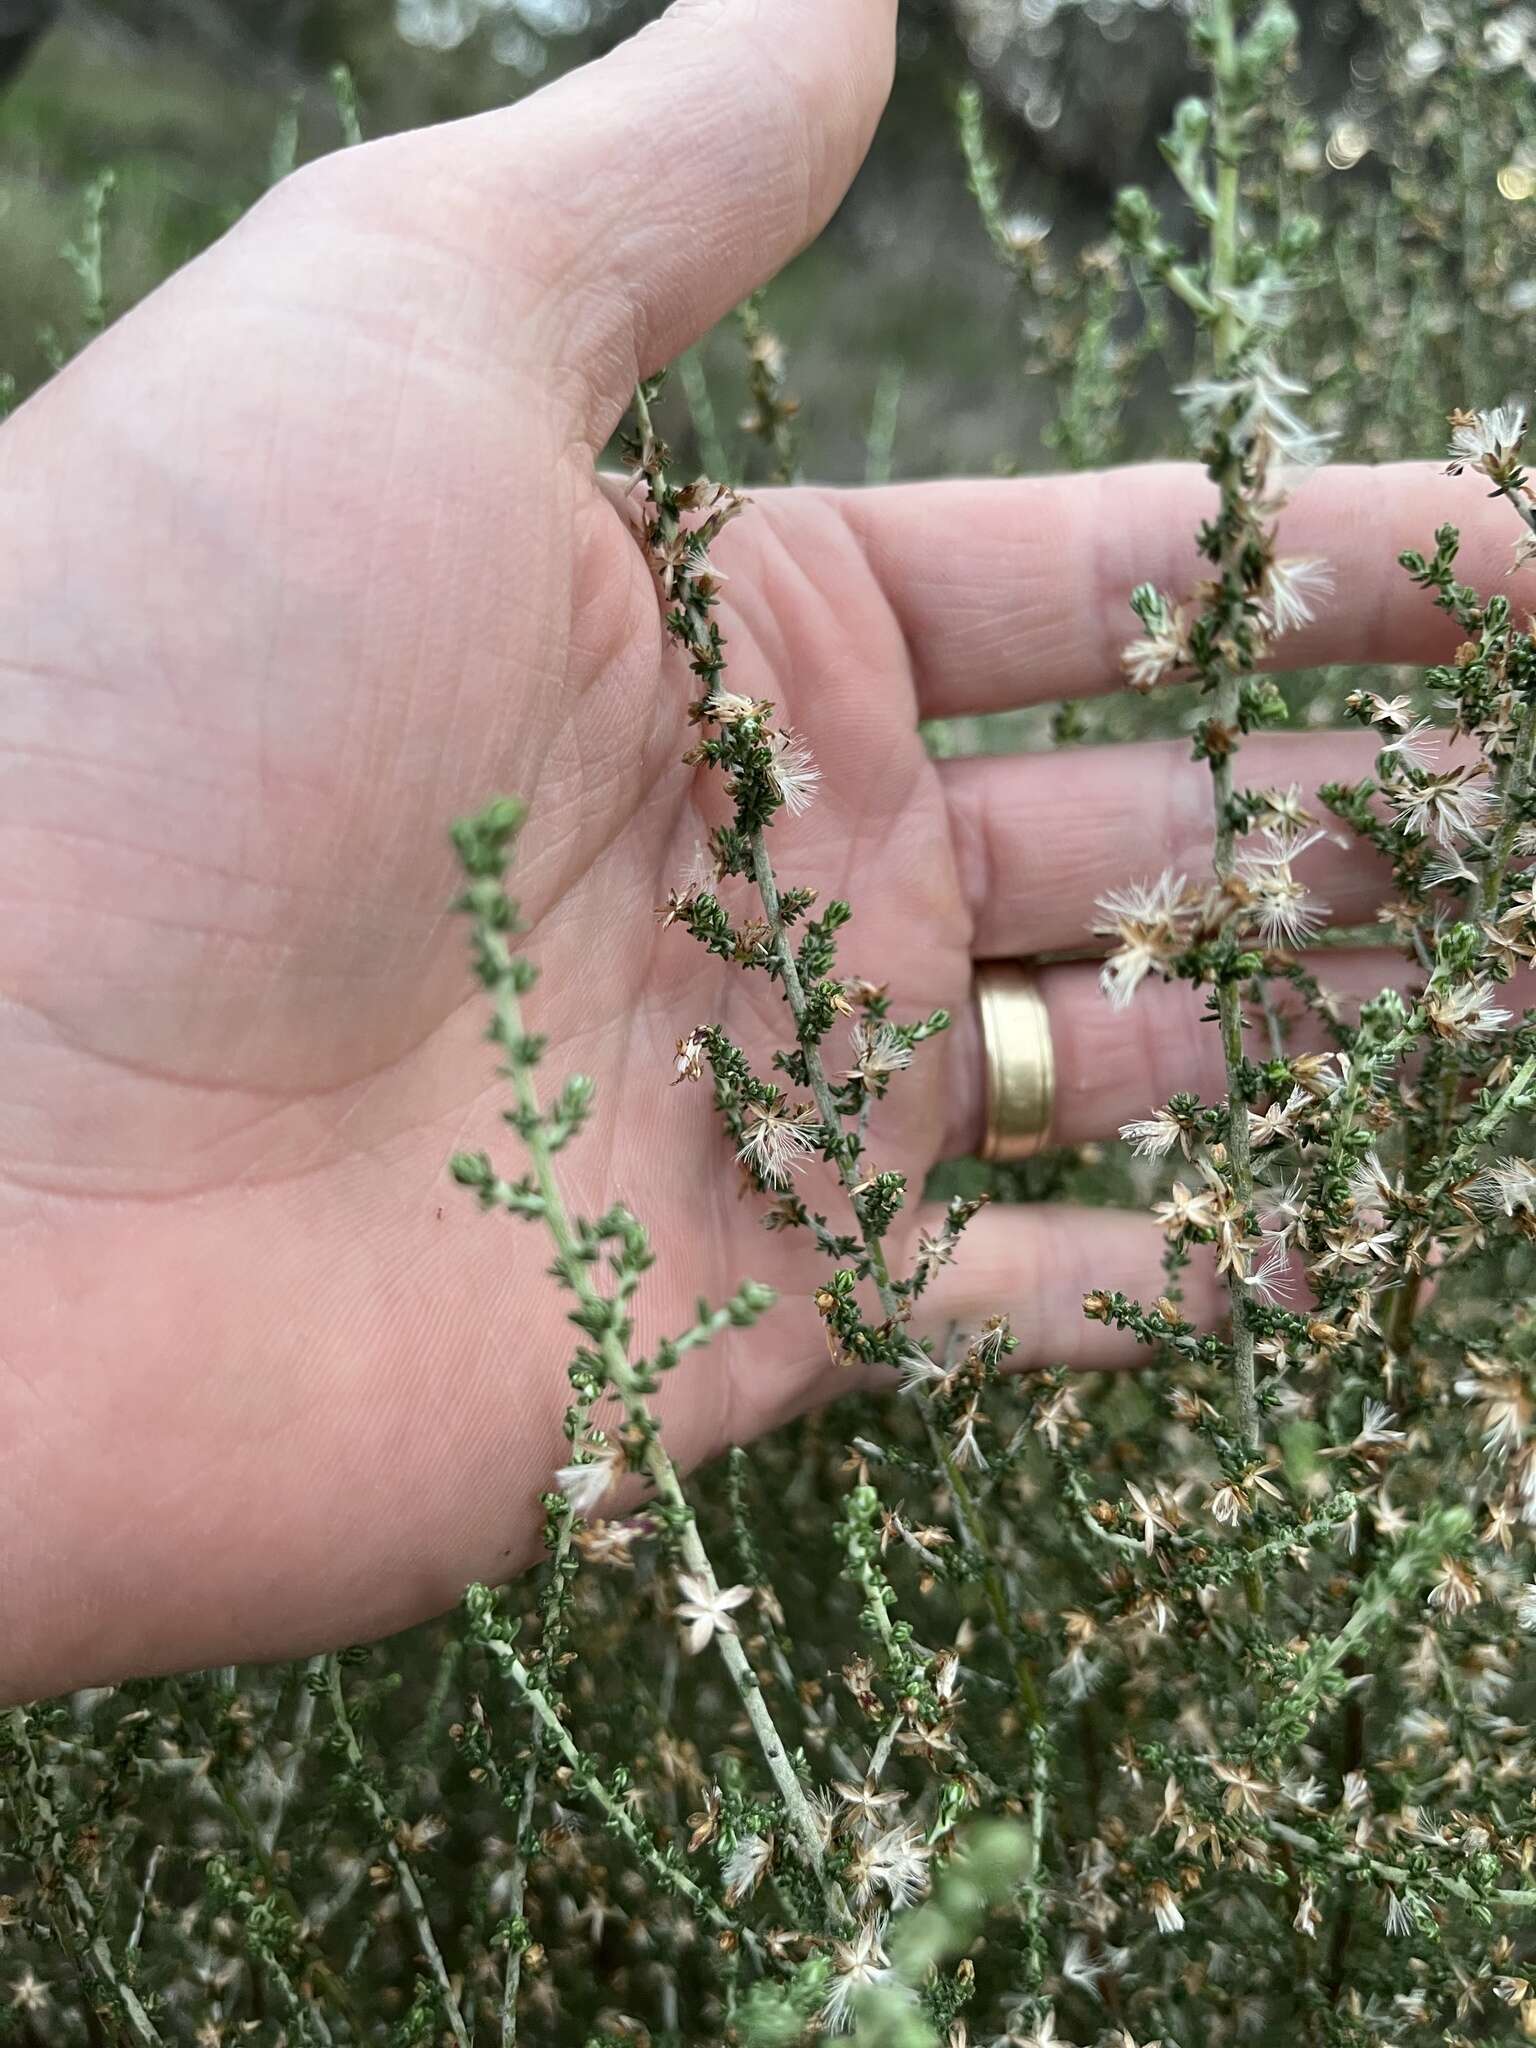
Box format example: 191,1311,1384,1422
425,0,896,440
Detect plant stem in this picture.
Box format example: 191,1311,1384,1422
1204,0,1261,1459
748,837,903,1320
491,971,842,1913
496,1409,592,2048
479,1633,729,1928
324,1659,471,2048
7,1708,165,2048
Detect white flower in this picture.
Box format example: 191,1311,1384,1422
833,1777,905,1838
1060,1935,1105,1997
1426,1555,1482,1619
1122,610,1187,691
1294,1886,1321,1938
1340,1770,1370,1812
1146,1879,1185,1933
767,729,821,816
1383,1889,1418,1938
736,1101,822,1186
1120,1108,1188,1159
1469,1157,1536,1216
1346,1150,1395,1215
1261,557,1333,635
850,1824,931,1911
1241,1238,1294,1304
1424,846,1479,888
896,1343,949,1395
951,1397,988,1472
1003,211,1052,251
1424,977,1512,1044
1258,1171,1307,1241
1515,1580,1536,1631
721,1831,773,1905
8,1972,47,2014
678,839,718,895
1452,1353,1530,1457
1236,827,1330,948
1447,402,1527,473
1388,765,1494,846
707,690,767,725
553,1448,620,1518
1178,357,1333,472
673,1027,708,1084
847,1019,912,1085
970,1318,1012,1368
901,1343,950,1392
1248,1085,1310,1147
1379,717,1440,774
1314,1223,1400,1273
1093,871,1193,1011
1050,1645,1103,1703
821,1918,899,2033
1355,1399,1406,1449
1360,691,1414,731
996,2006,1075,2048
1124,1481,1179,1554
673,1573,753,1655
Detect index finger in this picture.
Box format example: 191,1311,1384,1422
832,460,1520,719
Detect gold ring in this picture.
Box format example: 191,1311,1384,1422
976,963,1055,1162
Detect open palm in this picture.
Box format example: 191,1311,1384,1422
0,0,1504,1700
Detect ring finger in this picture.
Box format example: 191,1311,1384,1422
941,725,1465,961
942,947,1492,1161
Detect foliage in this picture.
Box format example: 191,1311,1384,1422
7,5,1536,2047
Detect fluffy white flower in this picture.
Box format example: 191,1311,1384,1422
1261,557,1333,635
1384,1890,1418,1937
1178,357,1333,472
736,1101,822,1186
1122,612,1187,690
553,1448,621,1518
721,1831,773,1905
847,1019,912,1085
767,729,821,816
1424,977,1512,1044
1379,717,1440,774
1241,1239,1295,1304
1236,826,1330,948
1388,765,1494,846
850,1824,931,1912
1469,1157,1536,1216
1093,871,1193,1010
1146,1880,1185,1934
1447,402,1527,472
821,1919,898,2033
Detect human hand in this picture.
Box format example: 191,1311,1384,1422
0,0,1509,1700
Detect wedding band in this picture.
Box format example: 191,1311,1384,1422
976,963,1055,1162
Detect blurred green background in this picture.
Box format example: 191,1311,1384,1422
0,0,1387,481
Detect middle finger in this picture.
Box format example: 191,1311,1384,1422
942,725,1425,958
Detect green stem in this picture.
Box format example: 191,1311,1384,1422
1203,0,1261,1463
1470,641,1536,924
7,1709,165,2048
493,971,842,1915
498,1392,595,2047
749,836,902,1318
324,1660,471,2048
479,1633,729,1927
